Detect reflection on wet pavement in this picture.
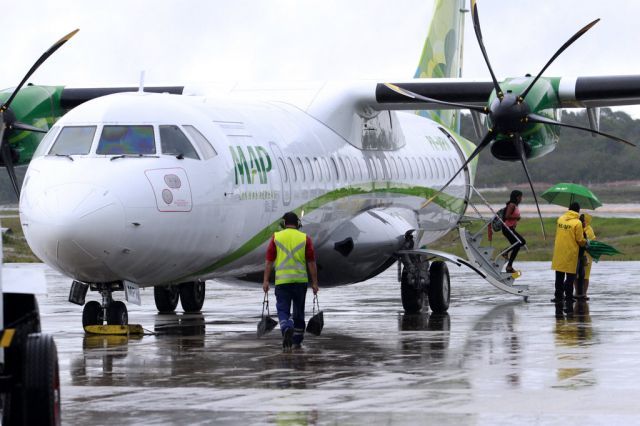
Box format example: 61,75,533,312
32,261,640,424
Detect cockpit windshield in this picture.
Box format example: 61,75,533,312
96,125,155,155
48,126,96,156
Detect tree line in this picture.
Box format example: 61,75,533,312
460,108,640,187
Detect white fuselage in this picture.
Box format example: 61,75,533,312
19,88,474,287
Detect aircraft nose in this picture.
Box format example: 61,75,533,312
21,183,125,281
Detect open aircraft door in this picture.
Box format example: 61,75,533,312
269,142,291,206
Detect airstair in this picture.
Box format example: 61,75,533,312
457,186,529,300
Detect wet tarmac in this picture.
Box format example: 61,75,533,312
33,261,640,425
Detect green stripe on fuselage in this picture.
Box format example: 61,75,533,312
191,183,466,277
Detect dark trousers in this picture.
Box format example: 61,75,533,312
502,227,526,266
275,282,308,345
555,271,575,302
575,248,586,296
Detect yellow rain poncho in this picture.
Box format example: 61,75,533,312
551,210,587,274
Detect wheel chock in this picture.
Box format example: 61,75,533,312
84,324,145,335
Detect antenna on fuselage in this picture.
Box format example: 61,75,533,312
138,70,146,93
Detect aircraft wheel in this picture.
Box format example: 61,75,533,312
179,281,205,313
154,285,180,313
400,269,424,314
107,301,128,325
82,300,104,327
24,333,61,426
428,261,450,313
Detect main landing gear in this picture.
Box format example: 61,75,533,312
71,280,207,328
398,232,451,314
154,281,206,314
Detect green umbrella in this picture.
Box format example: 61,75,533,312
541,183,602,210
586,240,623,262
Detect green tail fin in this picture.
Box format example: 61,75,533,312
414,0,466,132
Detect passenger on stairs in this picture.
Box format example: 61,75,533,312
501,190,526,274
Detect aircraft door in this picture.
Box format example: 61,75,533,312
269,142,291,206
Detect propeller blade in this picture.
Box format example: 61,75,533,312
12,121,48,133
519,19,599,101
421,129,495,209
1,29,79,111
470,0,502,98
383,83,488,113
514,134,545,240
0,133,20,199
527,112,635,146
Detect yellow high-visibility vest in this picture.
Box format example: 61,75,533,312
274,228,308,285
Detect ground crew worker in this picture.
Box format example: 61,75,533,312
263,212,319,350
551,202,587,304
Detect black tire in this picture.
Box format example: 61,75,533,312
107,301,128,325
82,300,104,327
179,281,206,313
401,269,424,314
428,261,450,313
24,334,61,426
154,285,180,313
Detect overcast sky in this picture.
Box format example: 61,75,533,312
5,1,640,115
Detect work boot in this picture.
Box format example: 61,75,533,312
282,328,293,351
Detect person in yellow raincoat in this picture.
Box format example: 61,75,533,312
574,213,596,300
551,202,587,303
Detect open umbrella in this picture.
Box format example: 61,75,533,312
541,183,602,210
586,240,623,262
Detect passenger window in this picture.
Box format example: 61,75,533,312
338,157,347,181
321,158,330,182
420,158,428,179
330,157,339,181
367,158,378,180
278,158,288,182
296,157,305,182
345,157,353,181
183,125,217,159
313,158,322,181
412,157,420,179
436,158,444,180
404,157,412,179
382,158,390,180
36,126,61,157
287,157,297,182
97,125,155,155
49,126,96,156
160,125,199,159
306,157,314,181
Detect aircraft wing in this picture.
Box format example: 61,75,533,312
372,75,640,110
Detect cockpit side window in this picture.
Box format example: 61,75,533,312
48,126,96,156
35,125,61,158
97,125,155,155
160,125,199,160
183,125,217,159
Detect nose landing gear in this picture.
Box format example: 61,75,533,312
72,281,129,327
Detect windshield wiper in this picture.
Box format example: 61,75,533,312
110,154,159,161
53,153,74,161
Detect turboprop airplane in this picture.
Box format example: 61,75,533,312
4,0,640,327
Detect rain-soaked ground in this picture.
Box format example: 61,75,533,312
32,261,640,425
